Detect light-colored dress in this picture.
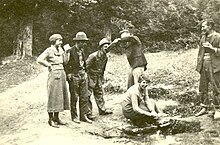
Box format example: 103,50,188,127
37,46,70,112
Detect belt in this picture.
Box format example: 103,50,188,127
204,53,210,60
51,64,64,70
70,70,86,77
204,53,210,56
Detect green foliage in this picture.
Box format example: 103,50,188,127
199,0,220,31
0,0,69,56
1,0,220,58
132,0,200,52
33,1,70,54
0,17,20,58
61,0,201,53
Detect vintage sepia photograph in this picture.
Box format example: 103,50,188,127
1,0,220,144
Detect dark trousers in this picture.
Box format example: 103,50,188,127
88,75,106,114
127,72,134,90
199,59,220,106
68,74,89,120
127,66,146,89
122,101,156,127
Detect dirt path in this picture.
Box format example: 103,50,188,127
0,66,178,145
0,67,131,145
1,50,220,145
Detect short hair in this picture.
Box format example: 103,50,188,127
138,73,151,83
202,19,215,29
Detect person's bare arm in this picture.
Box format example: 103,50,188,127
106,38,121,52
37,49,51,68
131,94,153,117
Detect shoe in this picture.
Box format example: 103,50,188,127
48,119,59,128
157,118,171,128
54,119,67,125
200,103,208,108
72,118,80,124
208,111,215,118
80,114,92,124
99,110,113,115
87,114,96,121
195,108,207,117
158,112,168,117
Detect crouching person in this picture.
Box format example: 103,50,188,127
122,73,167,127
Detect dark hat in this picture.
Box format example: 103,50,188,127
73,32,89,41
49,34,63,42
99,38,111,47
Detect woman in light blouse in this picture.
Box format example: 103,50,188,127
122,73,167,127
37,34,70,128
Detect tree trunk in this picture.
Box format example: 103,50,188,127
104,17,111,40
14,20,33,59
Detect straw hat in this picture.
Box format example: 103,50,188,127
73,32,89,41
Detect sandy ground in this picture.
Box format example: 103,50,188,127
1,50,220,145
0,67,121,145
0,67,178,145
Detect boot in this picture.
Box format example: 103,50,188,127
72,118,80,124
195,108,207,117
48,118,59,128
48,113,59,128
71,111,80,124
87,113,96,121
53,112,67,125
54,119,67,125
99,109,113,115
80,114,92,124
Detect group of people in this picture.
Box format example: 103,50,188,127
36,29,148,127
37,32,113,127
37,19,220,128
122,19,220,127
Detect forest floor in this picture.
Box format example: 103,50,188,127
0,49,220,145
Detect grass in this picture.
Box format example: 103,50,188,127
103,48,220,144
1,49,220,144
105,48,200,93
105,49,202,118
0,55,41,93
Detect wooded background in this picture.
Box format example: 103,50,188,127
0,0,219,59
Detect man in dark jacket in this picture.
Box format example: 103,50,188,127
86,38,120,116
119,30,148,89
195,19,220,117
64,31,93,123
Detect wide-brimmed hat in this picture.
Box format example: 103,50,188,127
49,34,63,42
73,32,89,41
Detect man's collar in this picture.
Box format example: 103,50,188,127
207,30,216,37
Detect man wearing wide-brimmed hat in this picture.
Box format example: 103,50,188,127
64,31,93,124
